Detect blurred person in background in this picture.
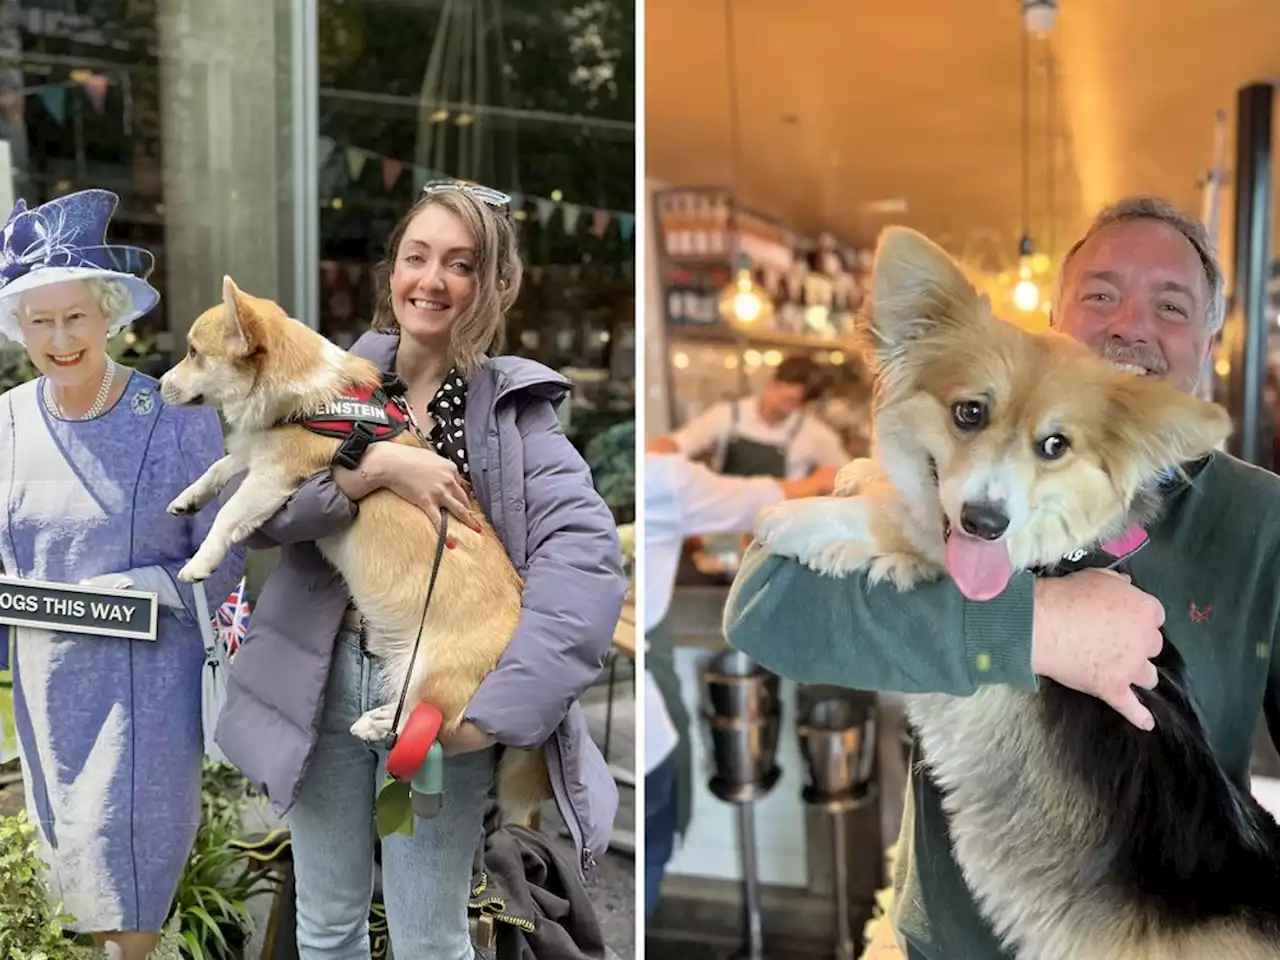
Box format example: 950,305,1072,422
642,450,835,921
649,353,850,480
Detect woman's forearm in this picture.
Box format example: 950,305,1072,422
331,443,390,500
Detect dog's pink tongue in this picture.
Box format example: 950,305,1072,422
945,531,1014,601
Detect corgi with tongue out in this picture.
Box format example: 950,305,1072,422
755,225,1229,596
748,226,1248,960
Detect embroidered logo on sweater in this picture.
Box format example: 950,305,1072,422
131,390,154,415
1189,602,1213,624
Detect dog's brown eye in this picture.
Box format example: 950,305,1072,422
952,400,988,431
1038,434,1070,460
187,345,198,359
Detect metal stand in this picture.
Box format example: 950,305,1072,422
736,802,765,960
701,650,782,960
797,692,880,960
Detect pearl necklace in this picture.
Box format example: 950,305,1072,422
43,358,117,421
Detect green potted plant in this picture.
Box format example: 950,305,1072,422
167,760,280,960
0,808,183,959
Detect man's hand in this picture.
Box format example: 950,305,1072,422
1031,569,1165,730
780,465,840,499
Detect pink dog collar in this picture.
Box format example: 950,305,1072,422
1100,524,1148,560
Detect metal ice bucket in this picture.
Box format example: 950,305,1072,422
796,695,878,804
700,650,782,797
706,713,781,788
701,649,780,723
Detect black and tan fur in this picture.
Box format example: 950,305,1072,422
756,228,1280,959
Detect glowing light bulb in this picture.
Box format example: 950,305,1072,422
718,265,772,326
1013,279,1040,312
732,289,763,324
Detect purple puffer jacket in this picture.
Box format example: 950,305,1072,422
214,332,625,874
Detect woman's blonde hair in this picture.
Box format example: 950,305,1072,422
371,189,523,376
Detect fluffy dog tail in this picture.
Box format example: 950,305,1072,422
1041,639,1280,951
496,746,553,819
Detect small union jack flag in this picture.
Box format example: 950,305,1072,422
214,577,252,658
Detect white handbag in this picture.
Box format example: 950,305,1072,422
192,581,232,765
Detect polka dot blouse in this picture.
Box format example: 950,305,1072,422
425,368,469,475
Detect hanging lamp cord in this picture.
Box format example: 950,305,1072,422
1020,25,1031,243
724,0,744,252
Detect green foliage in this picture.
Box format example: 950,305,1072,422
167,760,279,960
0,810,85,960
0,759,275,960
375,778,415,839
584,418,635,522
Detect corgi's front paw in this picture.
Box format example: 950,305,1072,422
351,704,397,743
755,499,840,560
177,549,220,583
176,561,208,584
167,488,205,517
867,552,939,591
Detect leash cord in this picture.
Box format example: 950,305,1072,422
387,506,449,747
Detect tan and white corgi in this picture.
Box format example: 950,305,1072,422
158,277,550,816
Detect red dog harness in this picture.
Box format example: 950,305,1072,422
291,373,450,795
291,373,411,471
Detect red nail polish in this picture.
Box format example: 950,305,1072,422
473,524,483,533
446,538,457,549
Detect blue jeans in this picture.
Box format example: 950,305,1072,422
644,750,678,922
289,627,495,960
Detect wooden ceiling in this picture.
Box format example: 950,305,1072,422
645,0,1280,273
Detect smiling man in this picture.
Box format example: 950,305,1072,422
723,196,1280,959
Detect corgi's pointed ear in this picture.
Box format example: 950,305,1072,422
221,276,260,355
868,227,984,361
1106,376,1232,490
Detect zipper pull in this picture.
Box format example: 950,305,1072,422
581,847,596,873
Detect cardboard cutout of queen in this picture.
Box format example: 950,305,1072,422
0,188,244,949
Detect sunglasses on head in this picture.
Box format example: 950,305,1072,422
421,179,513,214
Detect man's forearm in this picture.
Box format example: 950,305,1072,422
724,542,1038,696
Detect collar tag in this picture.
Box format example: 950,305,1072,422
1048,524,1149,577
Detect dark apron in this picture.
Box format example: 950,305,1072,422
718,401,806,478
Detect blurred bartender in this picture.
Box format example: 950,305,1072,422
644,451,834,920
648,354,850,479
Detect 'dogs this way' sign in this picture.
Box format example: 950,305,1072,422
0,575,158,641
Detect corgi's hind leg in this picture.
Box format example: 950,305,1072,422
350,703,399,743
496,748,553,817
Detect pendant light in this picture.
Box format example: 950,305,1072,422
1012,24,1040,314
716,0,772,328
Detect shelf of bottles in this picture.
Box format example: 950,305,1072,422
653,186,877,434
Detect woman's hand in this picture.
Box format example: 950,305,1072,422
438,721,495,757
356,442,482,532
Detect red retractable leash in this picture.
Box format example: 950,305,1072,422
384,507,450,810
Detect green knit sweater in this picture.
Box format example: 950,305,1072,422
723,452,1280,959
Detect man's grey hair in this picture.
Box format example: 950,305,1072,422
1052,196,1226,335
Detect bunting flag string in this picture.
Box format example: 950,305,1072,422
317,136,634,243
0,74,114,124
0,76,636,247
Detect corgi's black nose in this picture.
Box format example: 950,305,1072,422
959,502,1009,540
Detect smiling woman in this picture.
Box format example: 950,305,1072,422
0,188,245,960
